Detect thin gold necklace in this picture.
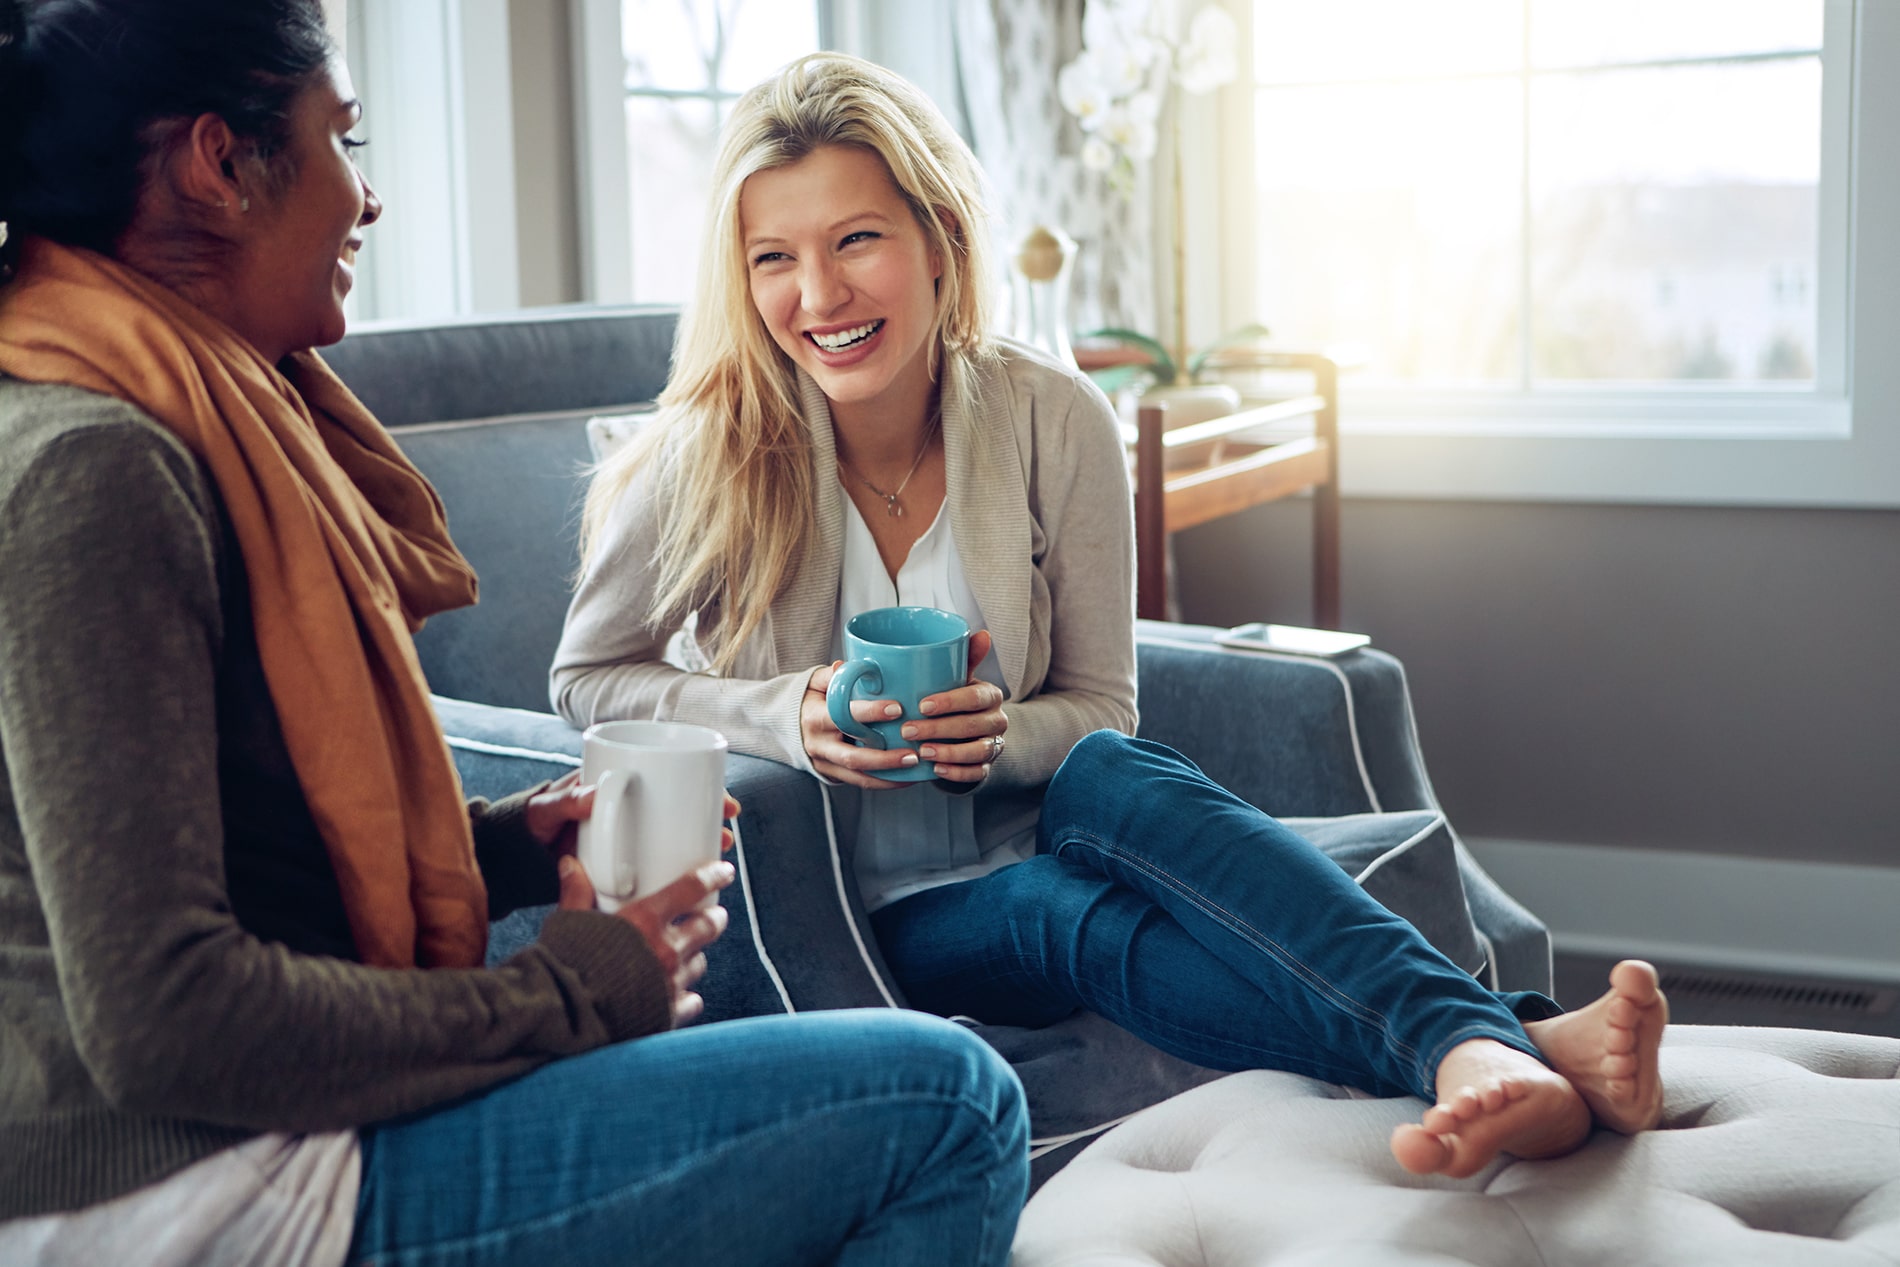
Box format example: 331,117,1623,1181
838,411,940,518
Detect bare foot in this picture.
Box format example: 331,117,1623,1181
1389,1038,1591,1178
1523,958,1668,1135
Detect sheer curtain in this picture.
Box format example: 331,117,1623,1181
953,0,1155,335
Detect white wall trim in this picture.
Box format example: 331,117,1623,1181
1465,836,1900,984
572,0,633,304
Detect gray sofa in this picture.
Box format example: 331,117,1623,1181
328,309,1900,1264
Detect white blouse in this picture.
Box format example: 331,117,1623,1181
832,495,1038,912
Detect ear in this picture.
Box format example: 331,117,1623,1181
168,113,250,217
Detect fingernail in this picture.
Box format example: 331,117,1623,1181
902,724,919,739
919,700,938,714
918,745,937,759
900,752,919,766
883,703,902,719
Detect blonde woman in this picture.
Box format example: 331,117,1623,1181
555,52,1669,1180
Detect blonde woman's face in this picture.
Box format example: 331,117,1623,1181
739,145,943,424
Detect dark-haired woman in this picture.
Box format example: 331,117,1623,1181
0,3,1026,1264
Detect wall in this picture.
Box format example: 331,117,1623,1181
1175,500,1900,872
509,0,582,307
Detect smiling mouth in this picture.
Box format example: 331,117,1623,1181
808,320,884,352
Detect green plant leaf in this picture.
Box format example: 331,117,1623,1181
1086,364,1158,395
1078,327,1178,385
1185,321,1274,380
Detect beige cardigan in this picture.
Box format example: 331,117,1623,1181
551,338,1138,802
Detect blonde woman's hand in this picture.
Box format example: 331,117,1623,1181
904,630,1006,784
557,853,734,1027
802,662,925,789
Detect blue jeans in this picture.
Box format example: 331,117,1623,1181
873,731,1557,1101
347,1011,1027,1267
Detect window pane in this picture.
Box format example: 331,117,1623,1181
1530,0,1823,69
627,96,723,305
623,0,715,92
624,0,819,93
1254,79,1522,385
717,1,819,93
1530,59,1821,382
1257,0,1521,85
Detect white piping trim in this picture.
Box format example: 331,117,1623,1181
820,785,900,1008
1475,929,1501,992
1350,811,1446,888
1139,635,1381,813
730,818,795,1013
442,735,582,766
1027,1110,1146,1160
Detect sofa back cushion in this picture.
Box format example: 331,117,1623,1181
393,412,596,711
324,306,679,426
325,307,681,712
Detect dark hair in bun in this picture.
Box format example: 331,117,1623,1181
0,0,333,273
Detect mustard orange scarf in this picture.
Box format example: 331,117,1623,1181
0,238,488,968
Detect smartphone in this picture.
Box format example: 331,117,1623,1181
1215,622,1371,658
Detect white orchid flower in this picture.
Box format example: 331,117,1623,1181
1085,0,1155,53
1098,104,1159,162
1080,135,1117,173
1058,57,1111,129
1176,5,1240,94
1092,39,1158,97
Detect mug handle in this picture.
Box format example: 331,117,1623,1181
825,659,887,748
580,768,638,900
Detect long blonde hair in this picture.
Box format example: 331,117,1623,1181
579,52,996,673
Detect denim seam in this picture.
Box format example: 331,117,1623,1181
353,1089,1012,1265
1049,828,1423,1072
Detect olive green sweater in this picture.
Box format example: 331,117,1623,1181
0,379,672,1219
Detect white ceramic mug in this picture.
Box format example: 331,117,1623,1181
577,720,728,914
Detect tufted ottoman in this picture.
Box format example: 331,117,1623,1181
1011,1026,1900,1265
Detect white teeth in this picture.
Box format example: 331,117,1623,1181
811,320,882,351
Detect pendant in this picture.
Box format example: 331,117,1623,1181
885,495,903,518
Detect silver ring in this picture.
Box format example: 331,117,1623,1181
987,734,1002,759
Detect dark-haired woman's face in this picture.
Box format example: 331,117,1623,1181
229,58,380,361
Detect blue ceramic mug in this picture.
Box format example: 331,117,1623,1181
825,606,971,783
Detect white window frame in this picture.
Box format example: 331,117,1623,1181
343,0,520,319
1209,0,1900,508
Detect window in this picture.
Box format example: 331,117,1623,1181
1210,0,1900,506
1250,0,1838,399
620,0,823,304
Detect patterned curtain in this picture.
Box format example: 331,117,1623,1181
952,0,1156,336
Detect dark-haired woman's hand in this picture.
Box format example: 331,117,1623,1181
523,770,593,854
557,853,734,1027
802,663,927,789
905,629,1007,784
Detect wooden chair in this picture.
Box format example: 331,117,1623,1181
1128,351,1341,627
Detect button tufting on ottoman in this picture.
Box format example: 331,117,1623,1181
1011,1026,1900,1266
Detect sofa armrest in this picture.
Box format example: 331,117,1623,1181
1134,621,1552,994
1135,621,1433,817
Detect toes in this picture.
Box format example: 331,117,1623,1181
1609,959,1661,1005
1601,1051,1637,1079
1422,1103,1462,1135
1391,1124,1456,1175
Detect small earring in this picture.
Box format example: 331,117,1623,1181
218,200,230,209
240,198,250,214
